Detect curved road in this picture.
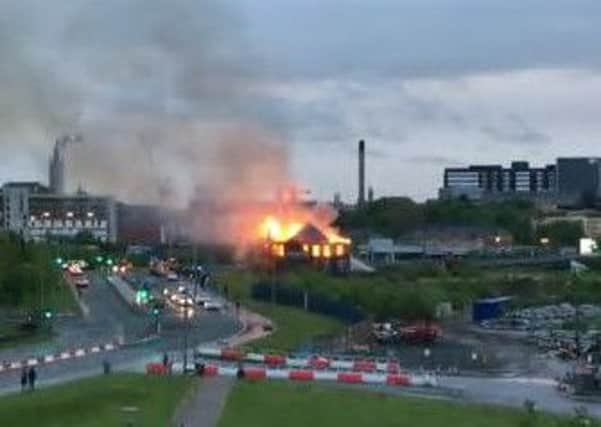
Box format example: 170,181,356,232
0,272,238,393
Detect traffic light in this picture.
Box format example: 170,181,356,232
42,309,53,320
95,255,104,263
55,257,63,266
152,306,160,316
106,258,113,266
136,288,150,304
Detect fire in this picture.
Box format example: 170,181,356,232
257,211,351,261
259,216,304,242
258,215,350,246
199,185,351,263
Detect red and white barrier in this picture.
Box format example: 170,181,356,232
197,347,402,374
0,342,119,374
197,363,436,387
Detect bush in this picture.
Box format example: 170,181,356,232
0,233,62,310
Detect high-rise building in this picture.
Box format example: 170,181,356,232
440,161,556,201
557,158,601,208
0,182,117,242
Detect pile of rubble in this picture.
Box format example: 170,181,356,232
482,303,601,330
482,303,601,360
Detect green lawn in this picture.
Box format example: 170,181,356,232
218,381,564,427
0,323,54,350
218,270,345,352
0,374,194,427
49,278,79,314
245,301,345,352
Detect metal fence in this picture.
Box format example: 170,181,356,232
251,282,365,323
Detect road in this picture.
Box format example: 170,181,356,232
0,271,239,393
2,269,599,417
437,375,601,417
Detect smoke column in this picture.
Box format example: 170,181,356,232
0,0,291,210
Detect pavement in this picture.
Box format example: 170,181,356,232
168,306,273,427
224,307,273,347
437,375,601,417
173,376,235,427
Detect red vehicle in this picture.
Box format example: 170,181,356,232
373,321,441,344
398,323,441,344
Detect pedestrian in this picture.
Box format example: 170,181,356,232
236,361,244,379
20,367,27,392
27,366,36,391
163,352,169,368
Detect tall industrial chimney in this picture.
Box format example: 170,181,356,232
358,139,366,206
49,139,66,194
49,134,82,194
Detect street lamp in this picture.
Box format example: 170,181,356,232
183,246,201,373
423,348,431,371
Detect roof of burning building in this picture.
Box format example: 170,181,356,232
287,223,329,245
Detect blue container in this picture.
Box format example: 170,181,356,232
472,296,512,323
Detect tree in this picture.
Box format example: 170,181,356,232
536,221,584,247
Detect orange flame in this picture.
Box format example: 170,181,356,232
258,215,350,245
259,216,304,242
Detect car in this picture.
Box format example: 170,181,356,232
167,272,178,281
75,277,90,288
171,293,193,307
194,295,211,306
202,300,223,312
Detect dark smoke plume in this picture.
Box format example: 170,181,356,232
0,0,290,209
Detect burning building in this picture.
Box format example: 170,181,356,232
261,217,350,261
183,185,352,270
255,196,352,271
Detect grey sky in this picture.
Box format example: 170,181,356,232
0,0,600,202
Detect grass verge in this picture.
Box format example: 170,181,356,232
0,323,54,350
218,270,346,352
218,381,562,427
0,374,193,427
244,301,345,351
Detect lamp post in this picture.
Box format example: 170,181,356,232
539,237,550,255
423,347,431,371
183,243,200,373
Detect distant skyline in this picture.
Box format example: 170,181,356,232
1,0,600,203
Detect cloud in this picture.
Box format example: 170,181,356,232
240,0,601,80
403,155,462,166
480,114,551,145
288,68,601,201
0,0,296,206
0,0,600,206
